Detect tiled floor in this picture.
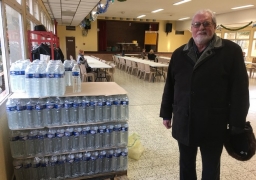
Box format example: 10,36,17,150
113,67,256,180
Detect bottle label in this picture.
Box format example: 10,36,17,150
90,101,95,106
57,160,64,165
47,74,54,78
36,135,44,139
73,102,79,108
19,136,27,141
41,163,48,167
97,102,103,106
16,105,26,111
34,74,42,78
74,157,81,162
121,127,128,131
25,74,33,78
26,105,34,110
72,72,80,76
65,67,72,71
36,104,44,110
49,162,56,166
90,130,96,134
84,157,91,161
64,103,72,108
67,159,74,163
46,133,54,138
78,102,82,107
6,106,16,111
15,71,25,75
23,163,31,168
81,130,88,135
99,154,106,159
82,101,89,107
64,132,71,137
54,74,63,78
54,104,63,109
106,101,111,106
112,100,118,105
121,101,128,105
106,129,113,133
113,153,121,157
121,152,128,156
73,131,80,136
11,136,19,141
46,104,54,109
106,154,112,158
56,132,64,138
27,135,35,140
32,163,40,168
98,129,106,133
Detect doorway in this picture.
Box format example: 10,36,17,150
66,37,76,59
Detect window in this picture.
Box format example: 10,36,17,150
26,0,33,15
33,0,39,20
5,4,24,64
224,31,250,56
251,31,256,57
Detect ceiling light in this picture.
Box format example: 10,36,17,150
178,17,190,20
231,5,254,10
152,9,164,13
137,15,146,18
173,0,191,6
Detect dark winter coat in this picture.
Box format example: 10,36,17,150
160,35,249,146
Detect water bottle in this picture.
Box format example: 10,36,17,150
103,96,111,122
72,153,82,177
83,152,91,175
25,130,36,157
111,95,119,121
39,60,48,96
81,126,90,150
25,63,36,97
98,125,106,148
71,97,79,124
64,60,72,86
17,131,28,158
62,127,72,152
88,96,96,123
53,60,65,96
65,154,74,178
53,97,64,126
33,60,43,97
99,150,107,173
45,98,55,127
16,99,27,129
90,151,100,174
48,156,57,179
81,96,90,123
25,99,35,128
44,129,56,155
72,64,81,93
10,62,18,92
78,97,85,124
120,123,129,146
53,128,64,154
64,97,72,125
120,94,129,121
72,127,82,151
120,148,128,171
106,125,114,147
10,131,20,158
13,159,24,180
37,98,47,127
112,149,121,171
34,99,45,128
34,130,45,156
31,157,40,180
114,124,122,146
106,150,113,172
22,159,31,180
56,155,65,179
46,60,56,96
87,126,96,150
117,96,122,121
95,96,103,122
38,157,49,180
6,98,18,130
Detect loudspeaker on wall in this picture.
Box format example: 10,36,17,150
165,23,172,35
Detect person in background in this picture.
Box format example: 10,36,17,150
141,48,147,59
77,50,92,73
147,49,156,61
160,9,249,180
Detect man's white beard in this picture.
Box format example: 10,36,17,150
194,34,212,45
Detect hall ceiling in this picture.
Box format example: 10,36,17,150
41,0,256,26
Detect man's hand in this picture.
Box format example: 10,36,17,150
163,120,172,129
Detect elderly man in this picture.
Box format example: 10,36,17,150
160,9,249,180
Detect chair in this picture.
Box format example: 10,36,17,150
79,64,95,82
125,59,132,74
131,61,138,75
106,63,116,81
119,57,126,70
143,64,155,82
137,62,145,78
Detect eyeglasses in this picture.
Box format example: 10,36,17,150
191,21,213,28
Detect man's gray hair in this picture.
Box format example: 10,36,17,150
192,9,217,25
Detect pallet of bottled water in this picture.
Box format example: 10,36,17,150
13,148,128,180
6,95,129,130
